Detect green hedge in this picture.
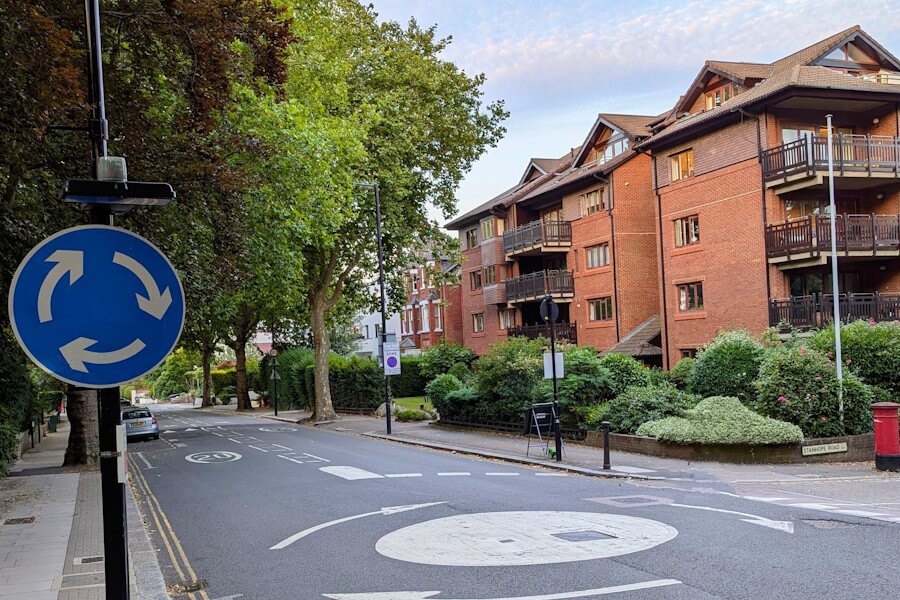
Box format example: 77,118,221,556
472,337,544,422
809,320,900,394
390,357,426,398
637,396,803,445
0,328,36,475
420,340,477,380
601,383,700,434
210,369,237,397
597,353,651,397
689,330,765,403
426,374,463,417
754,345,873,438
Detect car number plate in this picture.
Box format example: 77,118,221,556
132,421,145,426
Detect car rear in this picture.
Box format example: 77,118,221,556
123,409,159,440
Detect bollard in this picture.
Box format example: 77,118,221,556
872,402,900,472
601,421,611,470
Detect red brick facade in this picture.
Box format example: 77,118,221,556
400,261,463,353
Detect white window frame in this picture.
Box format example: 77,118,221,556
472,313,484,333
419,303,430,333
588,297,613,322
586,243,609,269
433,300,443,332
499,308,513,330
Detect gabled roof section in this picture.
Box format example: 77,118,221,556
572,113,655,168
519,157,567,184
771,25,861,72
444,182,522,230
605,315,662,358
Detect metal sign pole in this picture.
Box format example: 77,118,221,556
825,114,844,422
374,183,392,435
84,2,129,598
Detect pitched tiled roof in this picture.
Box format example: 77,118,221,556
444,182,523,229
605,315,662,357
706,60,773,82
597,113,656,139
641,65,900,148
770,25,860,73
532,157,567,173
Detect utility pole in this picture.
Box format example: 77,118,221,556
84,2,130,598
374,183,392,435
825,114,844,422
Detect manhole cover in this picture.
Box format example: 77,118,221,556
802,519,857,529
553,530,614,542
4,517,36,525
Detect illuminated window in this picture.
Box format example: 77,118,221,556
480,217,495,241
670,149,694,181
586,243,610,269
674,215,700,247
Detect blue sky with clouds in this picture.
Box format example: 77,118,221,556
369,0,900,221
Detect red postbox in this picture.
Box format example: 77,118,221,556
872,402,900,472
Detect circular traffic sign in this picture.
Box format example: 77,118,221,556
386,355,399,369
8,225,185,388
375,511,677,566
184,451,242,464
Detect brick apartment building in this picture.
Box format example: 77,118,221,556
434,26,900,368
399,252,463,354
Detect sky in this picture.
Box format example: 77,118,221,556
369,0,900,222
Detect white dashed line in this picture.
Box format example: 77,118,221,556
302,453,329,462
248,445,269,453
486,472,520,477
320,466,384,480
270,444,292,450
610,466,656,474
384,473,423,478
228,438,243,444
437,472,471,477
535,472,568,477
278,454,307,465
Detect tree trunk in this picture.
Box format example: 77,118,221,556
310,294,337,421
201,345,213,408
63,387,100,468
233,339,252,411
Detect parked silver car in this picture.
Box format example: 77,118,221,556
122,408,159,441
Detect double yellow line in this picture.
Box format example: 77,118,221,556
129,458,210,600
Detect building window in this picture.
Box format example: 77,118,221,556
678,282,704,311
433,302,442,331
670,149,694,181
582,189,606,216
585,243,610,269
483,266,497,286
499,308,514,330
465,228,478,249
588,297,613,322
419,303,430,333
469,270,482,290
411,270,420,292
704,84,738,110
480,217,495,241
472,313,484,333
674,215,700,247
679,349,697,359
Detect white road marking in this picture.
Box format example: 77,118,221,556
271,502,448,550
486,472,520,476
184,428,197,432
185,451,242,464
303,453,329,462
670,503,794,533
278,455,307,465
437,472,470,477
320,466,383,480
609,466,656,474
245,436,261,441
134,452,155,470
834,510,890,517
321,579,682,600
535,472,568,477
270,444,292,450
384,473,423,478
742,497,792,502
376,511,678,567
228,438,243,444
788,503,837,511
248,445,269,453
210,432,224,437
174,443,187,448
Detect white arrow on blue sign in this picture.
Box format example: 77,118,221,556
8,225,185,388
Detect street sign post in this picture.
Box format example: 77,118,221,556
540,295,563,462
384,341,401,376
8,225,185,387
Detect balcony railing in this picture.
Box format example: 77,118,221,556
765,214,900,258
503,220,572,255
507,322,578,344
761,134,900,182
769,293,900,329
860,72,900,85
505,269,575,302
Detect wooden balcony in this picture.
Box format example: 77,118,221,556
505,270,575,303
503,220,572,258
769,293,900,329
765,214,900,266
761,134,900,192
507,322,577,344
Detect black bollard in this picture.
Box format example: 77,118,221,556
601,421,611,470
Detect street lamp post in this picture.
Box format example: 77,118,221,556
825,114,844,422
357,182,392,435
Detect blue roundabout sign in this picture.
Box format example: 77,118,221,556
8,225,185,388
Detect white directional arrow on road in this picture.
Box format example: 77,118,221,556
60,337,146,373
322,579,683,599
112,251,172,319
37,250,83,323
670,503,794,533
271,502,447,550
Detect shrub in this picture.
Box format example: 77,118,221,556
597,353,650,397
246,358,262,393
276,348,315,407
439,386,482,421
391,357,426,398
420,340,476,380
395,409,428,422
148,348,200,398
0,328,36,475
446,361,472,382
38,390,65,414
575,403,609,429
472,337,544,422
667,357,695,390
602,383,701,434
689,330,765,403
536,346,613,426
809,320,900,394
210,369,237,397
219,386,236,405
327,356,382,410
754,345,873,438
637,396,803,445
426,374,463,416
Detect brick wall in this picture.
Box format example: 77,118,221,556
656,119,759,187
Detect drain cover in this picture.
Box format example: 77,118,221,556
552,530,614,542
4,517,36,525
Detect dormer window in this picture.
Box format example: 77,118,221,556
704,83,739,110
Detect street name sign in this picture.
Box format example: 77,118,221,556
9,225,184,388
801,442,848,456
383,341,401,376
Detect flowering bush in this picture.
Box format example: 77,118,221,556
809,320,900,394
688,330,766,404
754,345,873,438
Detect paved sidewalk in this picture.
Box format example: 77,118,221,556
0,418,167,600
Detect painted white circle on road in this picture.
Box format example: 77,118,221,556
376,511,677,566
184,451,242,464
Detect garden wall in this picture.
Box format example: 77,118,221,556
583,431,875,464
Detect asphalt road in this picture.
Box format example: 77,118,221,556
126,405,899,600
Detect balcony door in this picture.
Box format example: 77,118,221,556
790,270,860,296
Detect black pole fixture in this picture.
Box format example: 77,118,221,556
374,183,392,435
82,2,129,599
540,295,562,462
601,421,611,470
